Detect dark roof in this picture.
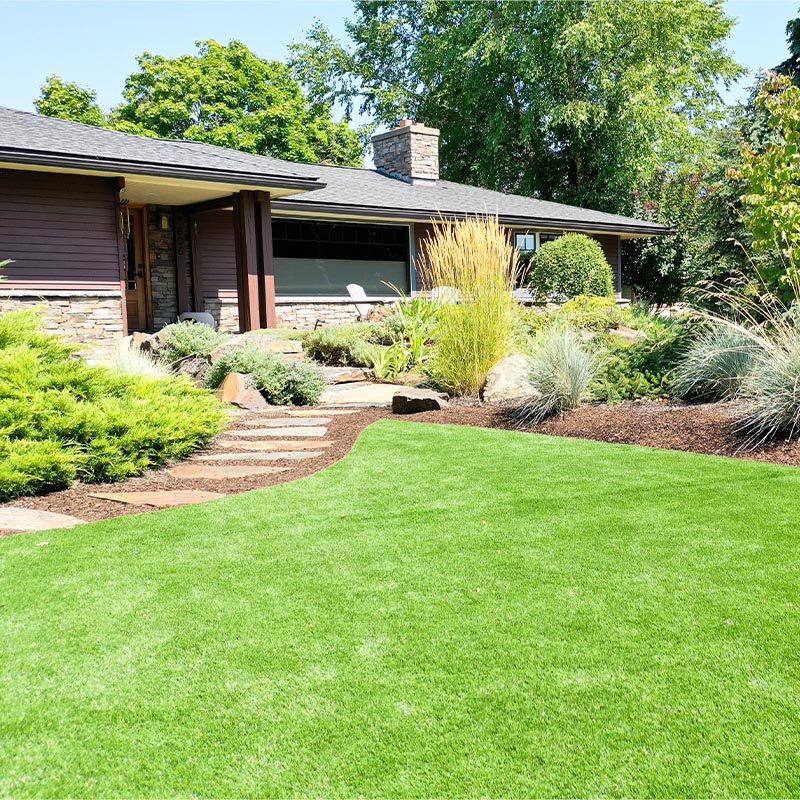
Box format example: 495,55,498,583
271,161,670,236
0,106,322,191
0,106,669,235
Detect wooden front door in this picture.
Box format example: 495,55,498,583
124,207,151,332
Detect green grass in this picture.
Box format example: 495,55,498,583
2,421,799,797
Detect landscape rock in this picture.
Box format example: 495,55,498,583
609,326,646,341
392,387,449,414
210,333,303,362
214,372,268,410
173,355,208,384
320,366,370,384
482,355,541,406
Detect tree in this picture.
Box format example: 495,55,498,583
35,41,363,166
776,13,800,83
34,75,105,126
291,0,742,213
741,73,800,287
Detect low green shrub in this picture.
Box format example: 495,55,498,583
672,322,762,401
158,321,227,363
108,346,172,377
206,343,324,405
592,320,689,402
527,234,614,300
521,324,598,422
303,324,371,367
0,310,225,501
559,294,625,332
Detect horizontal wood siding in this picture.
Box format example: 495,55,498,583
0,169,121,291
590,233,621,291
193,210,237,298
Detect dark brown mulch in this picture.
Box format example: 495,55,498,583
4,399,800,534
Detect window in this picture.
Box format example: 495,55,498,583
539,232,564,245
514,232,536,254
272,219,410,296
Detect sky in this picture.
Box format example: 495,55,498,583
0,0,795,119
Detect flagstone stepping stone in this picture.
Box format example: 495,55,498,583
89,490,224,508
0,506,85,532
229,427,328,438
242,417,332,427
319,382,398,406
168,464,290,479
286,409,358,416
214,439,334,450
196,451,323,462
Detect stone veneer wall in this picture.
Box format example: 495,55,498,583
204,298,240,333
275,302,363,329
147,205,180,329
0,292,124,358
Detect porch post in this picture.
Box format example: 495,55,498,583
232,191,262,332
255,191,276,328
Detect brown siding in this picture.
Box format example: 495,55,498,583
192,209,237,300
0,169,122,291
589,233,621,292
413,221,435,289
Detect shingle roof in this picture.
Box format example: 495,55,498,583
0,106,321,190
0,107,669,235
271,161,670,236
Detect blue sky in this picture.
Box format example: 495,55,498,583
0,0,795,118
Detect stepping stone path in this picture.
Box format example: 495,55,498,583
214,439,334,450
196,451,323,462
89,490,225,508
286,409,358,417
0,506,85,532
168,464,289,480
229,427,328,438
319,382,398,407
242,417,332,428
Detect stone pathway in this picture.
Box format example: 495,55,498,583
89,490,225,508
214,439,334,450
196,451,323,462
229,427,328,438
319,382,398,407
168,464,289,480
240,417,332,427
0,506,85,532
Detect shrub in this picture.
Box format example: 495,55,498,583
419,216,521,395
527,234,614,300
593,320,689,402
303,324,371,367
158,321,227,363
672,322,762,401
558,294,624,332
206,343,324,405
520,324,598,422
108,345,172,377
0,309,225,500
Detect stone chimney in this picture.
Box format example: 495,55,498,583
371,119,440,184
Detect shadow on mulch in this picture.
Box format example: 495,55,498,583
3,399,800,532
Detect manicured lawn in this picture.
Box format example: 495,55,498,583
2,420,799,797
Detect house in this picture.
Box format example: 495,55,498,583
0,108,669,350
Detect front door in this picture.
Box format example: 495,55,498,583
124,207,150,332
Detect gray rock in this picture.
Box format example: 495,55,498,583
482,354,540,406
173,355,208,384
210,333,302,362
214,372,268,410
320,366,371,384
392,387,449,414
609,326,645,341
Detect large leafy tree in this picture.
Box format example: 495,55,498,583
34,75,105,127
291,0,742,212
35,41,364,166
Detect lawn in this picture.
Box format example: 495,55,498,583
1,420,799,798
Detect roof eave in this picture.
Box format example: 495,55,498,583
0,148,325,192
271,199,672,236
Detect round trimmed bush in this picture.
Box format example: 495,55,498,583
527,233,614,300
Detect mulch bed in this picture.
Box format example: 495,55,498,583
4,399,800,533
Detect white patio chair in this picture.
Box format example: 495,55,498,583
346,283,374,320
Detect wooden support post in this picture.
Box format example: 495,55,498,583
256,191,276,328
112,177,129,336
233,191,262,332
173,208,191,315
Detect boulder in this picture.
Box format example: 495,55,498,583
482,354,540,406
392,387,449,414
214,372,268,410
210,333,302,362
320,366,371,384
173,355,208,384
